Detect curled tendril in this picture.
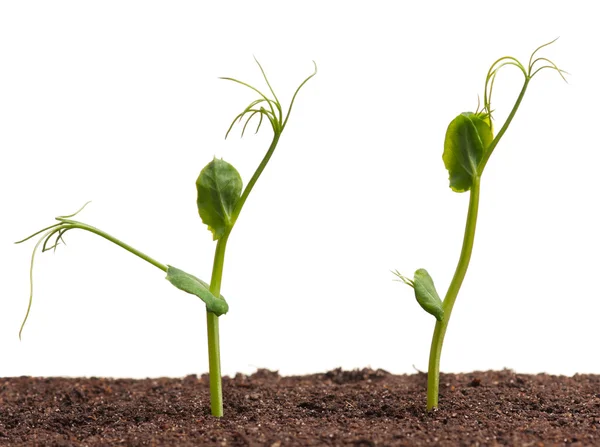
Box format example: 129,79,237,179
483,38,568,119
220,58,317,139
14,202,93,339
15,202,167,339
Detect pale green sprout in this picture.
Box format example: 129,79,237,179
16,59,316,419
199,59,316,417
394,39,566,411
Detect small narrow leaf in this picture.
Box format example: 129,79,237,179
412,269,444,321
196,158,243,240
392,270,414,287
442,112,492,192
166,265,229,316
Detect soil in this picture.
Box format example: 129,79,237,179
0,369,598,446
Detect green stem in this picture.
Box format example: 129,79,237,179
231,133,281,226
478,78,530,174
206,232,229,417
202,68,309,415
204,125,281,419
427,176,481,410
60,221,168,272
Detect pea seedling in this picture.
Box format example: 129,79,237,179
16,60,316,418
393,40,565,410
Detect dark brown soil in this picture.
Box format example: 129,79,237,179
0,369,598,446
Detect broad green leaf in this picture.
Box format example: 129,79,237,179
475,114,494,154
196,158,243,240
166,265,229,316
442,112,493,192
413,269,444,321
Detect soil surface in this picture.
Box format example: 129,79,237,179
0,369,598,446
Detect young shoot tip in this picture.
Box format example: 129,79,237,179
15,202,92,245
483,39,566,120
528,37,560,68
281,61,317,130
221,68,280,139
56,201,92,220
222,59,317,139
527,38,568,82
475,95,481,114
392,270,414,287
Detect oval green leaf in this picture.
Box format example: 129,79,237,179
473,114,494,154
196,158,243,240
166,265,229,316
413,268,444,321
442,112,492,192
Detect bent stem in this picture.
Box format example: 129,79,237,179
206,233,229,417
426,40,566,410
427,176,480,410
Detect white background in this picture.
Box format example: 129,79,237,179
1,1,598,379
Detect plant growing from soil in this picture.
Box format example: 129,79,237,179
393,40,566,411
16,59,316,418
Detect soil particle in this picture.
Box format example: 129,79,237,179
0,369,598,446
